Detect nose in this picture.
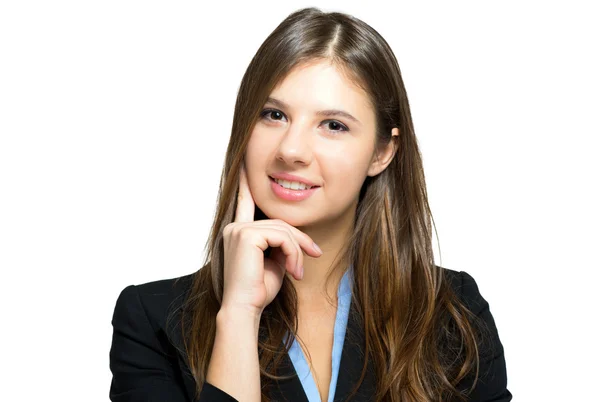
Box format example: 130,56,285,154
274,121,314,166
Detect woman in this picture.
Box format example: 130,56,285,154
109,7,511,402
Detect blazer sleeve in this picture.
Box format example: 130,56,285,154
455,271,513,402
109,284,238,402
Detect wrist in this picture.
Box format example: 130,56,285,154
217,305,262,334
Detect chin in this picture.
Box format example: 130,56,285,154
258,203,315,227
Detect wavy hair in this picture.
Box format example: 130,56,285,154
173,7,491,402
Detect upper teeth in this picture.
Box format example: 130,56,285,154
274,178,314,190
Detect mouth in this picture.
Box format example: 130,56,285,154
268,176,321,201
269,176,321,190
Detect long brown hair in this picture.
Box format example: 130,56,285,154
173,7,491,401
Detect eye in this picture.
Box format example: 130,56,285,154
261,109,285,122
259,108,349,134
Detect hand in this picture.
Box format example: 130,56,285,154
220,163,323,317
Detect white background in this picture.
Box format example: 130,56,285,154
1,1,598,401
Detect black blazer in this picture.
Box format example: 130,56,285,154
109,268,512,401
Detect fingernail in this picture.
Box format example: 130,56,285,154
313,242,323,255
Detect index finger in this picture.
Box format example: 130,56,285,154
234,162,255,223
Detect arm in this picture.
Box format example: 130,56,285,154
205,307,263,402
109,285,238,401
456,271,513,402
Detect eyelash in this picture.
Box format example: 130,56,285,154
259,108,350,134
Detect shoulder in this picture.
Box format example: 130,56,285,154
110,273,199,401
438,266,513,401
439,265,497,344
111,273,195,340
440,266,490,316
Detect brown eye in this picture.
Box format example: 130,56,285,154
327,121,345,132
259,108,349,134
260,109,285,121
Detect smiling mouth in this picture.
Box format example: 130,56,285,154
269,176,320,190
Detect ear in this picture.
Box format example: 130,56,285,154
367,127,399,177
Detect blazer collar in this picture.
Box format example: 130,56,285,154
168,277,377,401
268,298,377,401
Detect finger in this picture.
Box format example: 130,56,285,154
269,246,302,281
234,162,255,223
255,227,304,279
254,224,303,273
244,220,323,257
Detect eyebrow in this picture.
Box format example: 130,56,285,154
265,96,361,126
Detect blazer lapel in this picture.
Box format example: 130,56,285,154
168,281,377,401
331,300,377,401
268,349,310,402
267,300,377,401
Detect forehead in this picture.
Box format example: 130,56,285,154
268,61,374,122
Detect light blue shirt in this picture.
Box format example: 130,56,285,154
283,265,353,402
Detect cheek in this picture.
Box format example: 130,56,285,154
320,169,364,216
321,151,369,193
245,137,265,173
246,129,273,163
244,133,274,197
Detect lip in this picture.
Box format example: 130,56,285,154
269,176,320,201
269,172,320,187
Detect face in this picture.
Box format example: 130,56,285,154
244,60,396,229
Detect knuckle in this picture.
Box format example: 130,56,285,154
232,224,244,237
238,226,253,240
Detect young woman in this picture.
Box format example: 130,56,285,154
109,7,511,402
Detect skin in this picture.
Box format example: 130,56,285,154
244,59,398,310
